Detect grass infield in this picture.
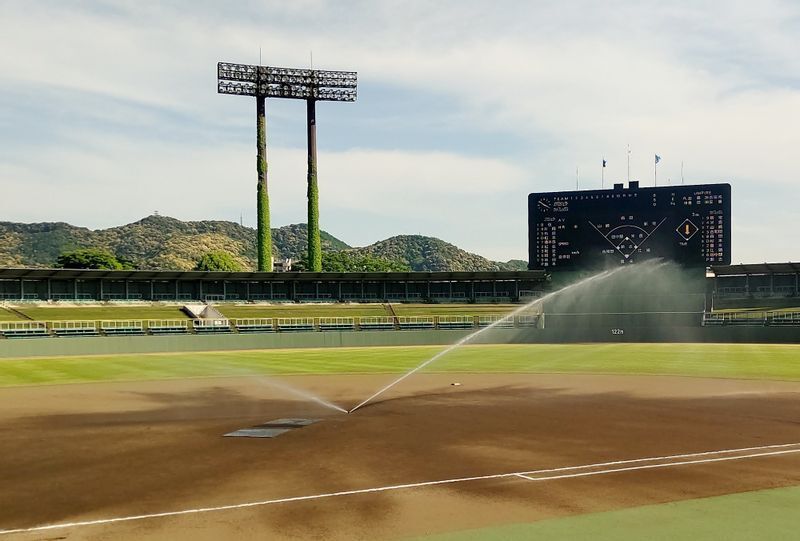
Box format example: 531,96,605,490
0,343,799,387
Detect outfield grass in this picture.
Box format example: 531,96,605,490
1,343,799,387
412,484,800,540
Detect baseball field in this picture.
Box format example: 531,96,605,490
1,343,800,539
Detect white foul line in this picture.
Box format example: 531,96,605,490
2,441,799,536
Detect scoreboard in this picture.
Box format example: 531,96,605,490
528,182,731,270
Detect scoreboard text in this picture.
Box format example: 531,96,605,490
528,182,731,270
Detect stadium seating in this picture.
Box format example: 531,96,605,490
100,320,145,336
276,318,315,332
146,319,191,334
768,312,800,326
357,316,395,331
516,315,540,327
436,316,474,329
51,321,100,337
192,319,232,333
478,315,515,328
0,321,49,339
318,317,356,331
397,316,435,330
233,318,275,333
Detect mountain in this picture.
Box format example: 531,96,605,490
0,217,350,270
0,217,526,272
350,235,523,272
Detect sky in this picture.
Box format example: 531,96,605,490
0,1,798,263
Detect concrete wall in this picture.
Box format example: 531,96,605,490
0,329,516,359
0,325,798,359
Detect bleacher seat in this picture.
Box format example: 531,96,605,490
358,317,395,331
193,319,232,333
318,317,355,331
397,317,435,330
478,315,515,328
147,320,190,334
436,316,474,329
51,321,100,337
100,320,145,336
234,318,275,333
276,318,315,332
0,322,50,339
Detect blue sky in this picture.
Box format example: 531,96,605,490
0,0,798,262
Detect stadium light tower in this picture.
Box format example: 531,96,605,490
217,62,357,272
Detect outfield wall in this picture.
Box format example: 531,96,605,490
0,326,797,358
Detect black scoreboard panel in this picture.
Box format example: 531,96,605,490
528,182,731,270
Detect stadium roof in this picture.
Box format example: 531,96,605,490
0,268,546,282
710,262,800,276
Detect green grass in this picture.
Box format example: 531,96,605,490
14,306,189,321
0,308,23,321
3,303,518,322
393,304,517,316
217,304,390,319
1,343,799,387
412,484,800,540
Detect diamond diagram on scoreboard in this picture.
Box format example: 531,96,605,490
589,218,668,260
676,219,698,241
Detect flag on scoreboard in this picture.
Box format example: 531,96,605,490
655,154,661,164
602,159,607,167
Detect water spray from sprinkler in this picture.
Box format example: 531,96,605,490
348,266,632,414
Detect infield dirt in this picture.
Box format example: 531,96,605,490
2,373,800,539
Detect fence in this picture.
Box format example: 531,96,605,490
0,313,558,340
703,311,800,327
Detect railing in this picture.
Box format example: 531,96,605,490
397,316,435,330
233,318,275,333
99,320,145,335
436,315,473,329
193,318,232,333
51,320,99,336
703,311,800,327
0,313,555,339
318,317,356,331
276,318,315,332
357,316,395,331
478,315,515,328
0,321,49,338
147,319,191,334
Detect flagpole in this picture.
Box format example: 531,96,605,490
601,160,605,188
681,161,684,184
654,158,657,186
576,167,579,190
627,144,630,183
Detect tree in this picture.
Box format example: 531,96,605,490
302,251,410,272
56,248,123,270
194,250,243,272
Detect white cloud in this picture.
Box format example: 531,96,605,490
0,1,798,263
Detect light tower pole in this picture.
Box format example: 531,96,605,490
217,62,357,272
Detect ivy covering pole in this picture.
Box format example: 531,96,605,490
306,98,321,272
256,96,273,272
217,62,357,273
